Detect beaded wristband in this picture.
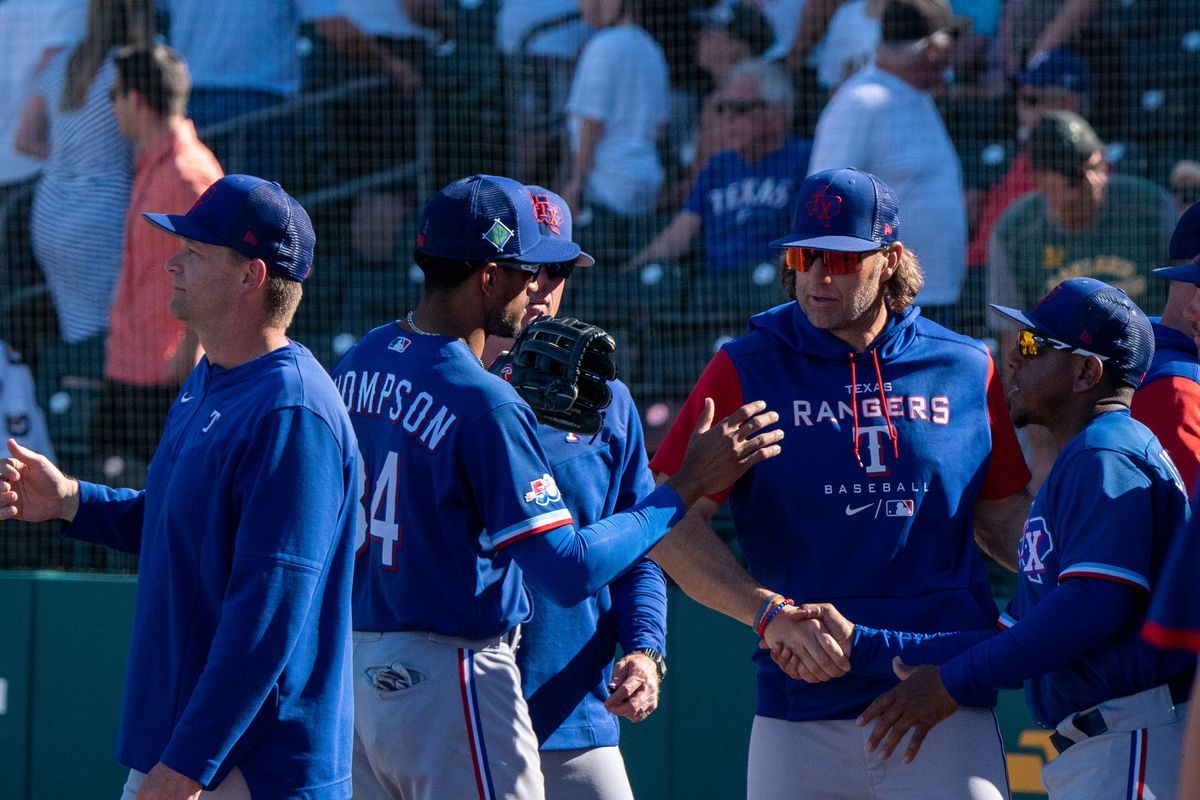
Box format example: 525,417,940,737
756,596,795,638
753,593,784,633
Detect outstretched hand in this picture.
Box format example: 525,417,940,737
667,399,783,508
856,658,959,763
763,602,854,682
0,438,79,523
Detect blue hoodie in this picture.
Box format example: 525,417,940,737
651,301,1029,720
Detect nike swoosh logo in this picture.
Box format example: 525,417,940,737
180,392,194,403
845,503,873,515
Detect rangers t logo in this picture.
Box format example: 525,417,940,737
1018,517,1054,583
523,473,562,506
805,183,842,228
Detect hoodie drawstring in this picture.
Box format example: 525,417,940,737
848,353,862,467
873,349,900,459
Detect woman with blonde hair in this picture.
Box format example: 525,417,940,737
15,0,153,345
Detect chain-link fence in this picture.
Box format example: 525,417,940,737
1,0,1197,573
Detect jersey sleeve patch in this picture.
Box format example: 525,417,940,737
484,508,574,550
1059,562,1150,592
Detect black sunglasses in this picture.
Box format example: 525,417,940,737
493,260,575,280
715,98,767,115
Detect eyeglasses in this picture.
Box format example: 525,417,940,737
714,98,767,115
493,260,575,281
1017,328,1110,361
784,246,887,275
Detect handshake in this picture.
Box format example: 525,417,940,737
759,602,857,683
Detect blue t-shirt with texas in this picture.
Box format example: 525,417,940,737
518,379,667,750
684,138,811,274
1009,409,1193,726
331,324,573,639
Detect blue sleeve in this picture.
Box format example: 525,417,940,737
608,394,667,653
682,159,714,216
62,481,145,554
851,626,996,678
611,559,668,653
158,408,350,784
506,484,686,607
940,578,1138,706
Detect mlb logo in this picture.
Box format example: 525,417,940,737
565,432,580,443
388,336,411,354
885,499,914,517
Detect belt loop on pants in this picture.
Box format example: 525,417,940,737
1049,679,1192,754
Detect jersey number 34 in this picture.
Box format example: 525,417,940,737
355,450,403,569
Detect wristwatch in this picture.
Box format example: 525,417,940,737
628,647,667,681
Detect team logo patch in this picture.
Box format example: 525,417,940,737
482,218,515,252
884,499,914,517
523,473,562,506
7,414,30,437
388,336,412,353
498,363,513,382
805,183,842,228
531,194,564,235
1018,517,1054,584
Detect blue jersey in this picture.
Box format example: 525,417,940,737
1145,492,1200,652
684,138,811,274
650,303,1030,720
1007,409,1192,725
66,342,359,798
518,380,668,749
332,324,575,639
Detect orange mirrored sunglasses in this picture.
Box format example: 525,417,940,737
784,246,888,275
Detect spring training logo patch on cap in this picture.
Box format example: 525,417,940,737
806,183,843,228
482,218,515,252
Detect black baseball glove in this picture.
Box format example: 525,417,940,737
490,316,617,435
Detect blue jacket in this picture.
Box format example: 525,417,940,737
67,342,359,799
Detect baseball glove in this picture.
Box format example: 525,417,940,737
490,316,617,435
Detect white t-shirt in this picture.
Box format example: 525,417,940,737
0,0,86,185
0,341,54,459
760,0,806,61
496,0,589,58
809,0,879,89
808,66,967,305
566,25,669,216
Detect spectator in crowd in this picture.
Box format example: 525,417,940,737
498,0,591,188
562,0,669,263
807,0,969,326
0,0,87,357
1130,202,1200,491
988,111,1175,342
96,44,223,479
0,341,55,461
162,0,421,181
14,0,152,346
1172,160,1200,213
988,111,1175,487
967,48,1091,271
625,60,810,276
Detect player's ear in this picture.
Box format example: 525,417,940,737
1072,353,1106,393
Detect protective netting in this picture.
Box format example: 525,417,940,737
1,0,1196,572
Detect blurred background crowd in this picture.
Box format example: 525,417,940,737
1,0,1197,572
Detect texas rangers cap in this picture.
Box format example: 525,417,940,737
770,168,900,253
1016,49,1091,94
416,174,580,270
143,174,315,282
526,185,595,267
1152,202,1200,283
989,277,1154,388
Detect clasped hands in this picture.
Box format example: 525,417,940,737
761,603,958,764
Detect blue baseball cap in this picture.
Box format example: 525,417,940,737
770,168,900,253
416,175,580,270
143,174,315,282
1017,49,1091,94
526,185,595,267
990,277,1154,388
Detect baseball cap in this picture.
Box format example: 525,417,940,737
416,174,580,270
526,185,595,267
1153,202,1200,283
144,174,316,282
695,2,775,56
989,277,1154,388
770,168,900,253
880,0,966,43
1027,110,1104,176
1016,49,1091,94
